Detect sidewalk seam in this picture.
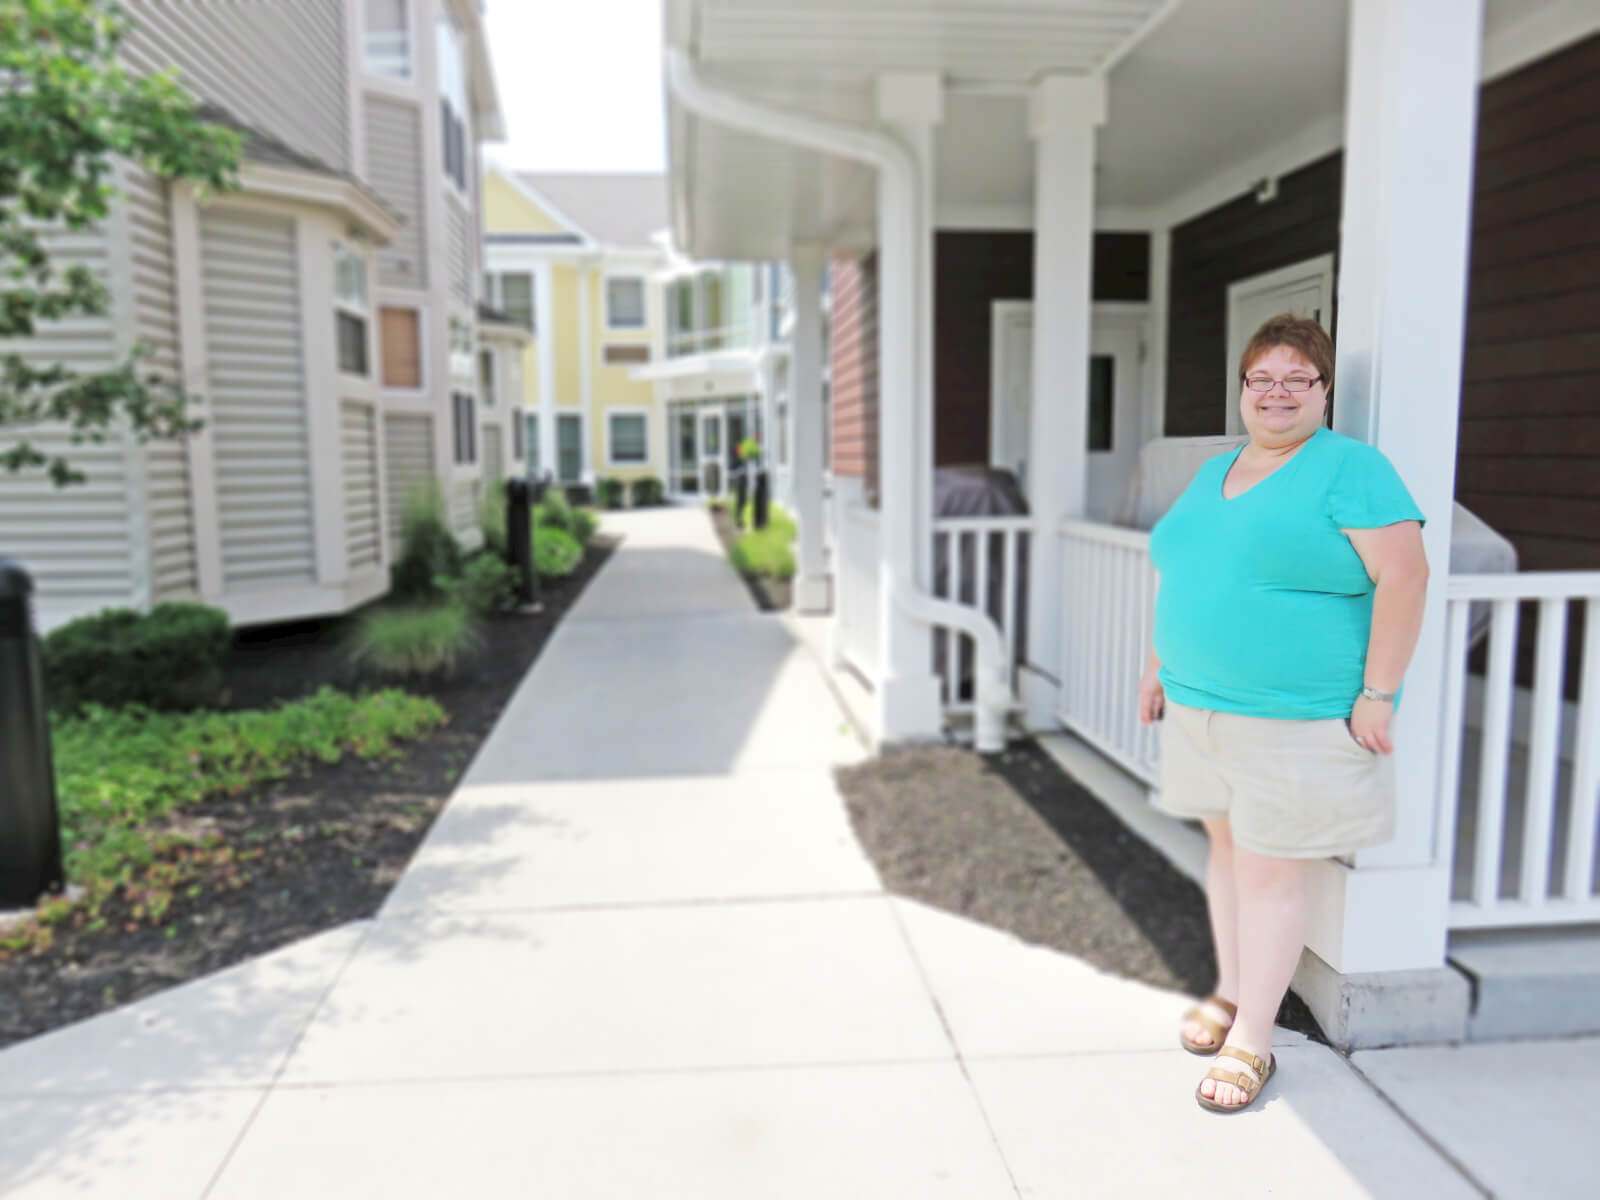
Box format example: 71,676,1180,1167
198,918,379,1199
1338,1053,1493,1199
886,899,1025,1200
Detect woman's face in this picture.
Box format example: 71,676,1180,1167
1239,345,1328,447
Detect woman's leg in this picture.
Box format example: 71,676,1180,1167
1183,818,1239,1049
1198,846,1307,1107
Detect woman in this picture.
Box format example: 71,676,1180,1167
1139,314,1429,1114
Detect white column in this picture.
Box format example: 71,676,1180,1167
873,72,944,742
790,249,829,613
536,264,556,480
1288,0,1484,1042
577,265,595,482
1020,75,1106,729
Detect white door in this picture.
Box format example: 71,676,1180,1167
1224,254,1335,434
700,409,724,496
990,303,1145,522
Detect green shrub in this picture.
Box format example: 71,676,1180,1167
350,603,480,678
392,481,462,601
569,507,599,544
44,603,231,713
479,479,509,558
740,501,796,539
730,528,797,580
533,525,583,581
630,476,665,507
535,490,572,530
453,553,517,614
596,476,626,509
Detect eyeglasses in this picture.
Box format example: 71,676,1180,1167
1242,374,1322,393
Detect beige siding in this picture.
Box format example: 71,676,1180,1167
342,401,382,571
199,208,315,590
450,478,477,539
124,164,198,602
367,96,428,289
482,425,505,484
447,196,472,304
120,0,349,172
384,413,434,555
0,222,135,625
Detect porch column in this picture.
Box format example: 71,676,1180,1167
536,264,556,480
1293,0,1483,1047
1020,75,1106,729
874,72,944,741
789,249,830,613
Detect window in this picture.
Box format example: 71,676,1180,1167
525,413,541,474
478,349,496,408
379,306,421,388
1087,355,1114,451
512,409,525,464
606,277,646,329
603,344,650,366
363,0,411,79
437,17,468,191
777,401,789,466
487,271,534,330
448,318,474,381
452,392,476,464
607,412,648,466
334,244,368,376
556,413,583,483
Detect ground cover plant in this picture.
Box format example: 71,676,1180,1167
1,689,444,958
44,602,232,713
350,603,481,678
629,476,665,507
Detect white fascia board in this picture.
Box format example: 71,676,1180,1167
238,163,403,243
629,348,763,383
488,165,598,245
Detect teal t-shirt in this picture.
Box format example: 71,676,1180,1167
1149,427,1425,719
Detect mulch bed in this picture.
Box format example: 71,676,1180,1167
709,505,793,612
836,741,1324,1041
0,537,617,1051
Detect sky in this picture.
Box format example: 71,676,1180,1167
482,0,667,174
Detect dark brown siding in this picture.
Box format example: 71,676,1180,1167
1164,154,1343,436
1457,34,1600,574
829,253,879,500
933,231,1151,465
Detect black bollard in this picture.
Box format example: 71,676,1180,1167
753,469,770,531
506,477,537,609
0,560,65,907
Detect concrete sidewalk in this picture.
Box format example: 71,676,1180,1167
0,507,1589,1197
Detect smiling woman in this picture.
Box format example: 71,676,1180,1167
1141,313,1430,1115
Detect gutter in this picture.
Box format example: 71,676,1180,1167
663,49,1011,752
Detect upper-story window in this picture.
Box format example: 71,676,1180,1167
364,0,412,79
334,243,369,376
437,16,468,191
666,269,746,356
485,271,534,331
605,277,646,330
478,348,496,408
448,317,474,381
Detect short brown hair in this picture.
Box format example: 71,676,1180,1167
1238,313,1334,398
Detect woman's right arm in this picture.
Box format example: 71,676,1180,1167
1139,648,1165,725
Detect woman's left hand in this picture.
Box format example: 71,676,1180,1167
1348,696,1395,755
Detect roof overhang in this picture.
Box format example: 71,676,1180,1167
237,163,403,242
450,0,506,141
478,320,533,346
663,0,1177,260
630,346,776,384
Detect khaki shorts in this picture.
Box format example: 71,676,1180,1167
1156,701,1396,859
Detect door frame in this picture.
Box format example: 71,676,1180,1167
1224,253,1336,434
699,407,725,496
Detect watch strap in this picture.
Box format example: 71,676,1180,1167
1360,685,1396,703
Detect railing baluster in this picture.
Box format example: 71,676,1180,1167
1116,547,1135,757
974,529,991,705
1435,598,1473,888
1520,598,1569,904
1564,598,1600,900
1002,528,1020,690
1474,599,1520,906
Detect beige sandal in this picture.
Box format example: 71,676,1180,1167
1178,995,1237,1056
1195,1044,1276,1114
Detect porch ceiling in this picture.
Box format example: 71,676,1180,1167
666,0,1569,258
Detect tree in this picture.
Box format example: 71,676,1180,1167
1,0,240,485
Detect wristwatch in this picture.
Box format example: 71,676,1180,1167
1359,685,1397,703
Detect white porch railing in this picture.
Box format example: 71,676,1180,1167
1056,519,1160,784
835,502,881,684
931,517,1032,715
1441,573,1600,930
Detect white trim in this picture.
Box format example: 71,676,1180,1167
1223,252,1336,433
535,265,555,476
221,571,389,629
603,272,649,331
578,268,595,451
346,0,369,177
237,163,401,243
485,164,597,245
108,167,151,611
1481,0,1600,82
170,182,224,602
604,406,653,468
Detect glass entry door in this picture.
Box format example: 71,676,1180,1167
700,410,724,496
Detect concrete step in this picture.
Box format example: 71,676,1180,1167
1449,926,1600,1040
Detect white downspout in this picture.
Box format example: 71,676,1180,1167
664,50,1011,752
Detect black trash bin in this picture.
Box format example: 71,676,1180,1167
0,560,65,907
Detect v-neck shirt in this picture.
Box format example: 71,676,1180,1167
1149,427,1426,719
